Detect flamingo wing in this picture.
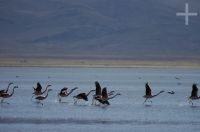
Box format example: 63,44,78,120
145,83,152,96
60,87,68,94
95,81,102,96
76,93,88,101
191,84,198,97
102,87,108,99
36,82,42,92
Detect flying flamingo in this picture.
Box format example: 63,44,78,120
35,89,52,106
0,82,13,96
95,87,121,105
73,89,95,104
92,81,116,105
57,87,78,102
143,82,164,104
32,82,51,98
188,84,200,106
0,86,18,104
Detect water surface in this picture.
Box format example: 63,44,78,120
0,67,200,132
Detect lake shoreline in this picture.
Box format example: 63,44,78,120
0,57,200,69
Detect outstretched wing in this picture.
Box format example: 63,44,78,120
95,81,102,96
75,93,88,101
191,84,198,97
145,83,152,96
60,87,68,94
97,99,110,105
36,82,42,92
102,87,108,99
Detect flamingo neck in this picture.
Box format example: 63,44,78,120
10,87,16,96
67,89,76,96
44,91,50,99
153,91,163,97
87,90,94,96
108,94,119,100
42,86,49,94
6,83,12,93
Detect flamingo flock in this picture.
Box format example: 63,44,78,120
0,81,200,106
31,81,121,106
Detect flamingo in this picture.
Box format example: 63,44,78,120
188,84,200,106
32,82,51,98
92,81,116,105
0,82,13,96
143,82,164,104
95,87,121,105
35,89,52,106
58,87,78,102
73,89,95,104
0,86,18,104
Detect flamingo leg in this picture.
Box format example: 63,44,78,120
57,93,62,102
31,95,35,101
188,100,193,106
92,98,96,105
36,101,43,106
31,95,35,99
143,98,148,104
0,99,9,104
58,97,62,102
3,101,9,104
74,99,78,104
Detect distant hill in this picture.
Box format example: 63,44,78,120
0,0,200,61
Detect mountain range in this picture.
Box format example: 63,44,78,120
0,0,200,61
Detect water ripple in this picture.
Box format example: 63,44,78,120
0,117,199,125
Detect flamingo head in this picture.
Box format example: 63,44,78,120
116,93,121,96
160,90,165,93
14,86,18,89
73,87,78,90
9,82,14,86
48,89,53,92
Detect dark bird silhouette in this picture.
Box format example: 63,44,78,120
95,81,102,97
175,77,180,80
32,82,51,98
34,82,42,93
167,91,175,94
35,89,52,106
58,87,78,102
92,81,116,105
73,90,95,104
0,86,18,104
188,84,200,106
92,81,102,105
95,87,121,105
143,83,164,104
0,82,13,95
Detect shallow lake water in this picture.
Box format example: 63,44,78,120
0,67,200,132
